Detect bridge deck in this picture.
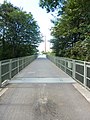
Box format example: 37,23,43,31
0,57,90,120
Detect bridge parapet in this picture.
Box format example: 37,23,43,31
0,55,37,87
47,55,90,90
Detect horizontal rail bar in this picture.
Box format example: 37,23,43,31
0,55,37,86
47,55,90,90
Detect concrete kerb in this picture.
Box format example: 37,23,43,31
73,82,90,103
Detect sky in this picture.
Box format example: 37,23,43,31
0,0,53,52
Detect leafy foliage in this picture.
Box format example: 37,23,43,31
0,1,42,60
40,0,90,61
39,0,65,15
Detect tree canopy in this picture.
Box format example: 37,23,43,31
39,0,90,61
39,0,65,15
0,1,42,60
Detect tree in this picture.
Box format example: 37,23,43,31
40,0,90,61
39,0,65,15
0,1,42,60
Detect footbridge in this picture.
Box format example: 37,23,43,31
0,55,90,120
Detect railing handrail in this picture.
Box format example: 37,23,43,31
0,55,37,87
47,55,90,90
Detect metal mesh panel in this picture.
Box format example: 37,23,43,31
12,61,18,69
57,63,60,68
86,79,90,88
66,61,73,70
11,68,18,78
61,60,65,66
66,62,68,67
76,64,84,75
61,65,65,72
66,69,72,77
57,59,60,63
24,60,28,67
75,73,84,83
87,67,90,78
1,63,9,75
19,59,23,65
19,65,23,71
2,73,10,82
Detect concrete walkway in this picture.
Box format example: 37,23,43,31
0,57,90,120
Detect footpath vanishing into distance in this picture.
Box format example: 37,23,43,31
0,56,90,120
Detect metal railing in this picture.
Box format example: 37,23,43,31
0,55,37,86
47,55,90,90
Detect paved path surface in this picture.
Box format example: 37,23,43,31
0,57,90,120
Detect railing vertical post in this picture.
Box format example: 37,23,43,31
22,57,24,69
73,60,75,79
18,58,19,73
56,58,58,66
84,61,87,87
9,59,12,79
28,56,30,64
0,61,1,87
59,58,61,69
65,59,66,73
54,57,56,65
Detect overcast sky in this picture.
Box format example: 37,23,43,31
0,0,53,52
